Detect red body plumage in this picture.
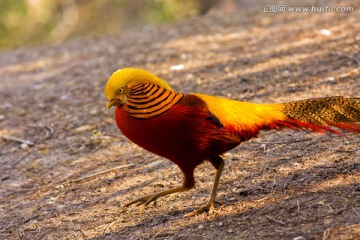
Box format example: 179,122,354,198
114,98,241,178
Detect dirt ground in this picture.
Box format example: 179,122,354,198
1,1,360,239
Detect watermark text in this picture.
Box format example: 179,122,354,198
261,5,354,13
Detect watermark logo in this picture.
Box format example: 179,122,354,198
262,4,286,13
262,5,354,13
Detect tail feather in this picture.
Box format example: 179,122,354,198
279,96,360,134
282,97,360,124
329,123,360,133
274,119,340,134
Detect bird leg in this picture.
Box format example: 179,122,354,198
185,156,224,217
123,174,195,211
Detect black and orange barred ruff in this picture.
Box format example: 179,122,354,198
124,82,184,119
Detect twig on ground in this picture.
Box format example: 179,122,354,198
70,163,135,183
28,124,54,140
0,133,34,146
334,149,358,153
327,205,334,212
11,150,32,167
254,138,312,145
237,174,248,185
79,228,87,239
256,192,275,203
352,207,360,218
151,228,167,240
297,200,300,212
174,234,209,240
104,215,125,235
265,215,285,225
244,229,252,240
305,135,325,147
242,210,255,221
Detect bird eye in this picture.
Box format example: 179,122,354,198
118,88,123,94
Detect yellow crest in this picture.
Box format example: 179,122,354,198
104,68,173,100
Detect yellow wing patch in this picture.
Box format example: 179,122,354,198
193,93,287,132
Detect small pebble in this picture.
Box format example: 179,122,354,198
319,29,331,36
90,109,98,115
293,236,305,240
21,143,29,149
60,95,68,100
170,64,185,71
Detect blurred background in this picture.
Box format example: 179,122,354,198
0,0,252,50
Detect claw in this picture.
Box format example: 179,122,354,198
122,185,190,212
124,194,156,208
184,202,215,217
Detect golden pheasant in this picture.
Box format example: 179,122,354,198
104,68,360,216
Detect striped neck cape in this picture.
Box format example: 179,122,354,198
123,82,184,119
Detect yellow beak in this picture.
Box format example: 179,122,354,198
107,100,115,109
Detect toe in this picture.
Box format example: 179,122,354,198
184,203,214,217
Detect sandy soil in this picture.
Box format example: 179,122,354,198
1,1,359,239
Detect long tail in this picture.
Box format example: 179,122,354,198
277,96,360,134
193,94,360,137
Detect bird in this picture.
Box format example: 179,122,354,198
104,68,360,216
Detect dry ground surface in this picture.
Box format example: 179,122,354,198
1,1,360,239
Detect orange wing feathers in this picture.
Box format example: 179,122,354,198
193,93,286,135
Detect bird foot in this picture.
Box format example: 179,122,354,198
184,202,215,217
123,194,157,211
122,186,189,213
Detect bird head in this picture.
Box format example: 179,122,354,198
104,68,173,109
